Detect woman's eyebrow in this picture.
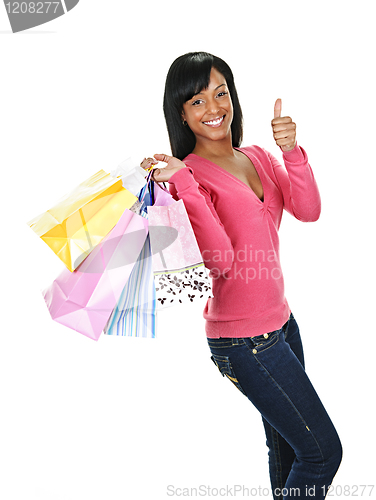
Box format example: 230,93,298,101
193,83,227,97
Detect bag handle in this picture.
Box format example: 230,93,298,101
139,171,170,205
138,170,153,203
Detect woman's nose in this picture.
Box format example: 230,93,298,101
206,98,219,115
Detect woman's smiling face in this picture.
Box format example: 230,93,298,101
181,67,234,150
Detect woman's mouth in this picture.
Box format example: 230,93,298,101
203,116,225,127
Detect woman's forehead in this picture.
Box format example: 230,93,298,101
193,68,227,95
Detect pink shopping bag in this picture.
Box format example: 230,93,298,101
43,208,148,341
148,195,212,309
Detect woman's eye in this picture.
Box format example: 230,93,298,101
190,91,227,105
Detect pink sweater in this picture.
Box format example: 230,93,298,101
168,144,321,338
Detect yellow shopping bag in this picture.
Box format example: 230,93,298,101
28,170,137,271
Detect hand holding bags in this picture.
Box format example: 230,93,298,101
28,170,137,271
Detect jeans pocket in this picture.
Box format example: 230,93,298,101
210,354,246,396
250,330,280,353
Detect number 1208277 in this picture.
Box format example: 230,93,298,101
325,485,374,497
5,2,61,14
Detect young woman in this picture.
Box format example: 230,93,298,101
142,52,342,500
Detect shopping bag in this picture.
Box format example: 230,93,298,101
111,157,149,196
103,234,156,338
102,180,162,338
28,170,137,271
43,208,148,341
148,197,212,309
151,181,175,207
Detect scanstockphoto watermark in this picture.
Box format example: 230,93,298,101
167,485,275,497
166,484,376,497
204,245,284,283
211,261,283,283
202,246,279,266
3,0,79,32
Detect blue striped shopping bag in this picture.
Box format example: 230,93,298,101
103,234,156,338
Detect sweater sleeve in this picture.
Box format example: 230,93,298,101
168,167,234,277
265,144,321,222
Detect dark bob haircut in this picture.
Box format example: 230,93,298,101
163,52,243,160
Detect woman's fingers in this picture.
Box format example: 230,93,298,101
153,153,174,164
140,157,158,170
273,122,296,139
153,154,186,170
272,118,296,130
151,154,187,182
151,167,173,183
271,99,297,152
141,154,186,181
140,154,175,173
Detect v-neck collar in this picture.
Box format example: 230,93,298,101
187,148,265,204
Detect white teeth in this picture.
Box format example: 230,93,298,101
204,116,224,125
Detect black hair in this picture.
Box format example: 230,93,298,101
163,52,243,160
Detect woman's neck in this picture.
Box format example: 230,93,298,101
192,137,236,161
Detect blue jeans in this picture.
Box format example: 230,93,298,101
207,313,342,500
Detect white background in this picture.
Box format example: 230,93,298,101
1,1,375,499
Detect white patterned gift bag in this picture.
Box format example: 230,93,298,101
148,199,212,309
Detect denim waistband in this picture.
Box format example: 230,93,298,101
207,313,293,348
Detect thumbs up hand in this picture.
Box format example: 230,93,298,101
271,98,297,152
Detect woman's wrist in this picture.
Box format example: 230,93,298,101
168,165,193,184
